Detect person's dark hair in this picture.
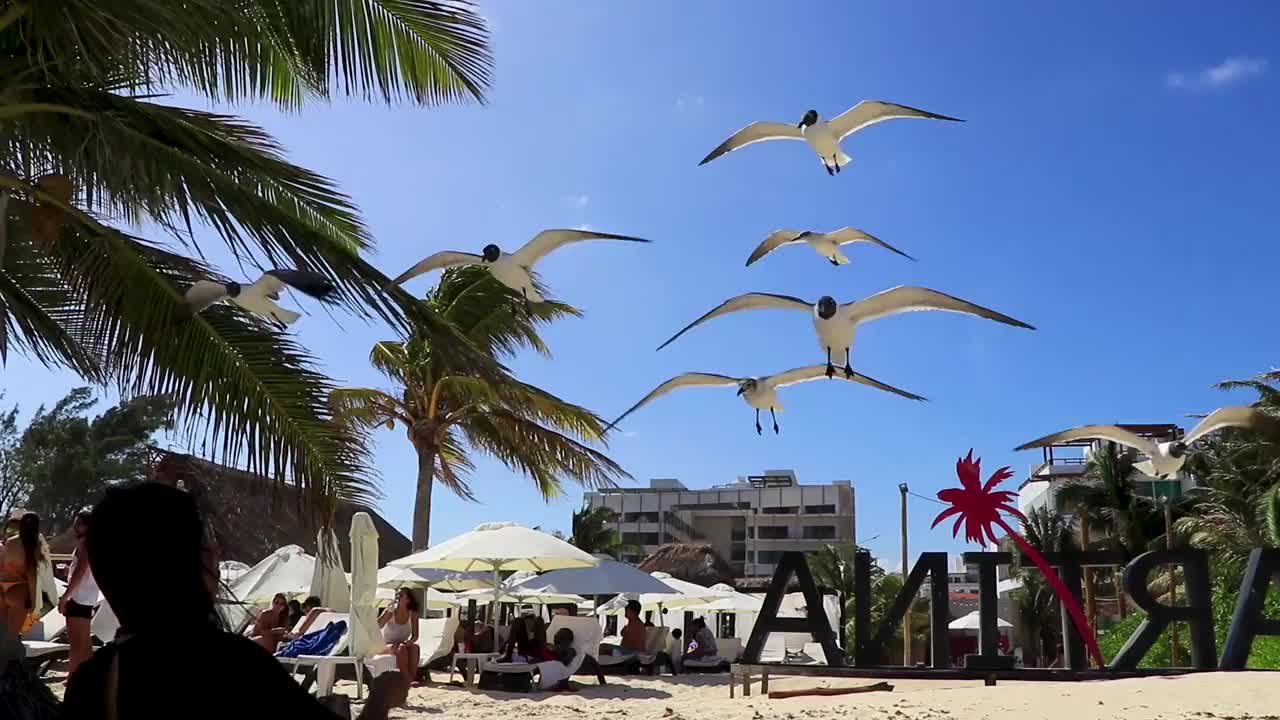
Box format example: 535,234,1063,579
303,595,323,610
75,509,92,525
287,599,302,626
87,483,224,635
17,512,39,606
523,615,547,656
625,599,642,617
396,587,420,614
671,628,682,639
553,627,574,647
692,617,706,629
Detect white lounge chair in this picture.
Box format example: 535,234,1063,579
597,626,671,671
22,640,69,676
482,615,605,690
22,608,67,642
417,616,460,679
277,612,388,700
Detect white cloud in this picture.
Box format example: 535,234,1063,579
1166,57,1266,90
675,94,705,112
563,193,590,210
575,223,593,231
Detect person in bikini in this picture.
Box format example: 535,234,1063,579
250,593,291,653
0,512,43,636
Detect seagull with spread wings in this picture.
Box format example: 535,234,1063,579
1015,407,1278,478
608,364,926,435
745,227,916,267
182,269,335,327
656,287,1034,379
389,228,649,307
700,100,963,175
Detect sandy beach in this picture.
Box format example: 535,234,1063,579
371,672,1274,720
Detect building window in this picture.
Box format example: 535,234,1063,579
1136,479,1182,501
801,525,836,540
731,529,746,542
718,613,736,638
762,506,798,515
758,526,788,540
623,511,660,522
757,550,785,564
804,504,836,515
746,527,754,539
731,546,746,561
623,532,659,546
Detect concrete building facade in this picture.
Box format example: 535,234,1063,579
583,470,855,578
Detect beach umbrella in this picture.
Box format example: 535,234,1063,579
594,571,727,622
230,545,316,606
389,522,599,636
376,566,490,592
349,512,382,659
507,554,673,596
311,527,350,612
683,583,763,613
948,610,1012,631
218,561,251,586
450,587,586,605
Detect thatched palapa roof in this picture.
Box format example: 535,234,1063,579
637,542,736,587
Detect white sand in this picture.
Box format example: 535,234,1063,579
368,671,1278,720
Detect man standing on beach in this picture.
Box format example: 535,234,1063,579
59,510,98,675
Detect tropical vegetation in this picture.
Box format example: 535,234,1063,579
570,505,636,558
330,267,629,550
0,1,494,516
809,543,929,662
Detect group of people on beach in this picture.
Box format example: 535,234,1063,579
598,598,721,675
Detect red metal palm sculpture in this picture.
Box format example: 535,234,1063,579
931,449,1105,668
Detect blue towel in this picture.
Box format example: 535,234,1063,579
276,620,346,658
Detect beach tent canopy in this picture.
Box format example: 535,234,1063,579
229,545,317,606
376,566,490,592
594,571,727,616
948,610,1012,631
508,554,673,596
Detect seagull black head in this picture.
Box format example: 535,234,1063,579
481,244,501,262
816,295,838,319
799,110,819,128
224,281,242,298
1168,441,1188,458
736,379,758,396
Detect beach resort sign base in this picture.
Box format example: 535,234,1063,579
742,548,1280,675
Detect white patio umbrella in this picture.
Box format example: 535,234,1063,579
230,545,316,606
594,572,726,623
311,528,350,612
450,587,586,606
507,554,673,596
389,522,599,637
948,610,1012,631
349,512,382,659
683,583,762,613
376,566,490,592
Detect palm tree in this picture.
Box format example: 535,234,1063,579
1006,506,1078,666
1058,442,1152,619
1,2,493,511
570,506,636,558
330,267,630,549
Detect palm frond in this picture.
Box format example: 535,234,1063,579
429,266,582,359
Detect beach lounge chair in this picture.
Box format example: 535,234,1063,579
277,611,392,700
682,637,739,672
22,640,70,676
416,616,459,679
481,615,605,690
21,607,67,643
595,626,672,671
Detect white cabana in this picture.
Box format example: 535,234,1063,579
948,610,1012,631
376,566,490,592
349,512,382,660
229,545,317,606
389,522,599,635
594,572,727,619
508,554,673,596
311,528,350,612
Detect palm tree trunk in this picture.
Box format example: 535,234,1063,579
1079,513,1097,629
1116,566,1127,619
412,443,437,551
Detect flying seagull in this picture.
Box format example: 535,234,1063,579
656,287,1034,379
608,364,926,436
746,227,916,267
699,100,963,175
1014,407,1278,479
390,228,650,306
183,269,335,326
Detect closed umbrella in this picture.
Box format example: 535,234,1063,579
349,512,382,660
389,522,599,637
311,528,350,612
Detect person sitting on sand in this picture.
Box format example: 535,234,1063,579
61,482,399,719
681,617,717,663
378,588,420,687
503,613,552,663
250,592,291,652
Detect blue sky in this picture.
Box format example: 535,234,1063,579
5,2,1280,565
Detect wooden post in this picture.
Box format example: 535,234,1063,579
899,483,911,667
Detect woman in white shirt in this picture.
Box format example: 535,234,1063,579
377,588,420,686
59,511,99,675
